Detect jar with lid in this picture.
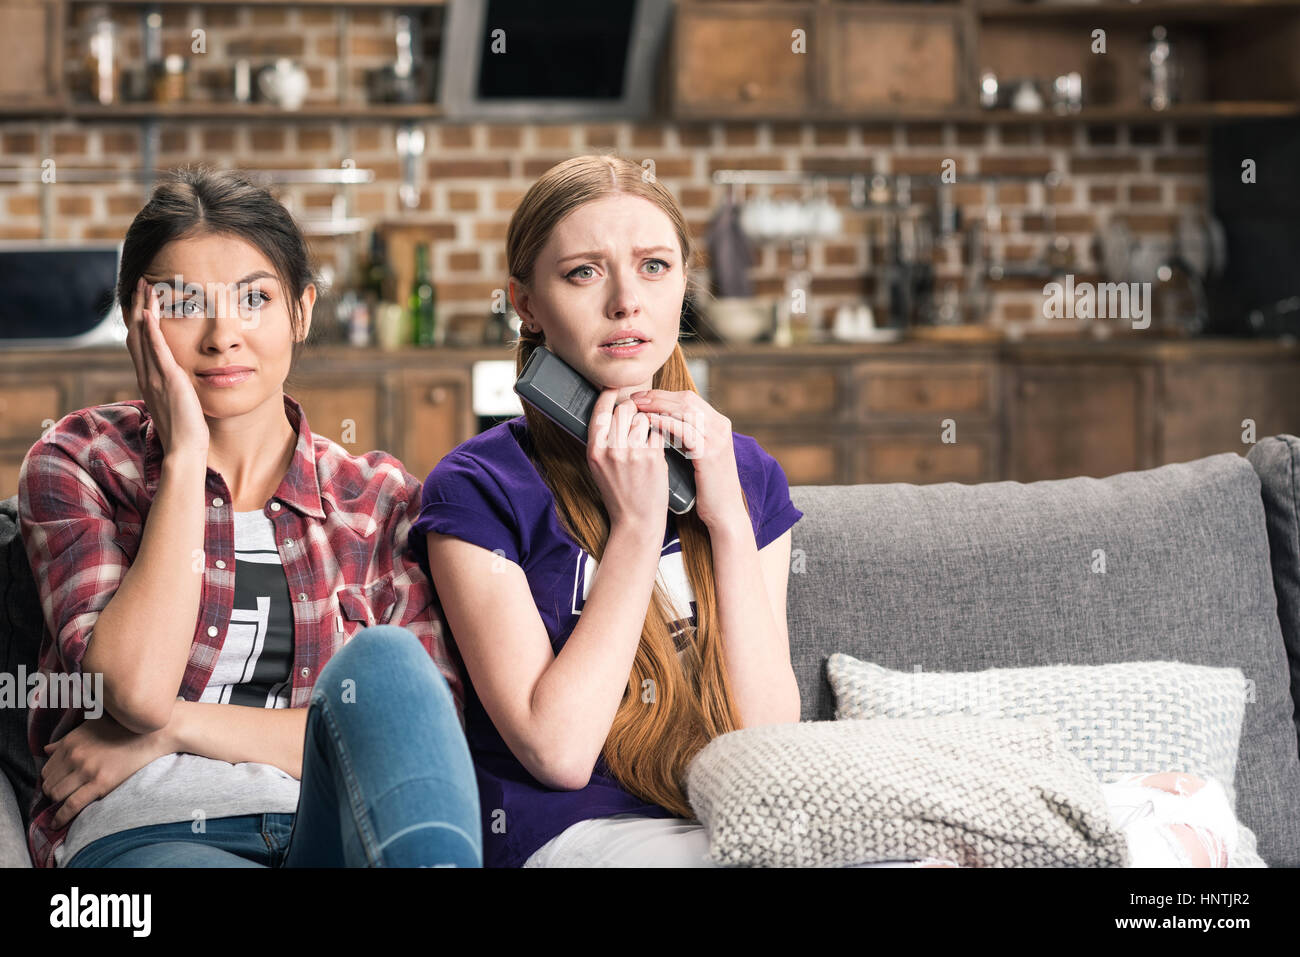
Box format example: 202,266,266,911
84,14,119,105
152,54,188,104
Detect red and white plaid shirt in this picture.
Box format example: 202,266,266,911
18,394,464,868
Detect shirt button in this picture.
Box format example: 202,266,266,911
207,626,218,637
300,667,310,678
284,539,293,548
211,497,224,508
270,502,281,511
297,593,307,601
215,560,226,570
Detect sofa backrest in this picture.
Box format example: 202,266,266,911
0,496,41,840
1247,435,1300,755
785,446,1300,867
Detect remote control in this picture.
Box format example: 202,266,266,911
514,345,697,515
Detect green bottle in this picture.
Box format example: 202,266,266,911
408,242,437,346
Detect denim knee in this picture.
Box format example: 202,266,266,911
313,625,455,711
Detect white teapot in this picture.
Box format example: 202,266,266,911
258,59,309,110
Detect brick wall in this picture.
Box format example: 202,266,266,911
0,5,1208,340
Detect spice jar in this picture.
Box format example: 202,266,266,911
152,54,188,104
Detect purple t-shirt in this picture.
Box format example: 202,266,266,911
408,415,804,867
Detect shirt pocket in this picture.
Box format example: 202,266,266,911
334,574,399,638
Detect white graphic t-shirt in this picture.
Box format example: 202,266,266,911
56,508,302,866
200,509,295,708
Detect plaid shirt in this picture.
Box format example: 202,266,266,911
18,394,463,868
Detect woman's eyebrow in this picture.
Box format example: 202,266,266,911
144,270,276,286
557,246,675,265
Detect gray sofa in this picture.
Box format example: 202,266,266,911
3,436,1299,867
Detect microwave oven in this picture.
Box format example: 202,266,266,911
0,241,125,348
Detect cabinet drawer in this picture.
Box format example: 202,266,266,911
712,364,841,424
289,383,382,456
82,376,140,408
855,433,996,485
673,4,817,118
738,428,842,487
824,6,964,112
0,384,63,443
856,363,995,419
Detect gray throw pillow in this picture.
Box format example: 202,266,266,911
685,716,1130,868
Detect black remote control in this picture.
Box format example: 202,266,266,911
514,345,697,515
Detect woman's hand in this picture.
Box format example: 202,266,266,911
587,387,669,534
40,714,175,829
125,275,210,459
630,389,747,530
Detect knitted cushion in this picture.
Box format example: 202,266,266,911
828,656,1247,803
684,716,1130,868
827,655,1265,867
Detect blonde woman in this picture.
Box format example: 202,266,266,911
411,153,1240,869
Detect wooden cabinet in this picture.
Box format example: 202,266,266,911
672,2,818,119
80,375,139,408
0,341,1296,499
850,359,998,484
672,1,971,120
855,432,997,484
710,362,844,425
0,0,59,108
1003,361,1153,481
0,379,72,499
1158,358,1299,464
288,380,384,458
393,369,474,483
736,427,845,486
823,4,967,112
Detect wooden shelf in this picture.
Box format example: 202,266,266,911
977,0,1300,19
968,101,1300,122
67,0,447,6
0,100,443,121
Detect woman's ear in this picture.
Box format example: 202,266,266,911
508,276,539,333
298,282,316,342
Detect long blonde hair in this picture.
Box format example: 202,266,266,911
507,154,748,817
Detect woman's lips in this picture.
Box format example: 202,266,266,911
196,369,254,388
598,340,648,357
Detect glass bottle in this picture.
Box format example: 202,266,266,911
407,242,436,346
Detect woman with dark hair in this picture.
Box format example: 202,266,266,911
19,165,481,868
412,153,1242,869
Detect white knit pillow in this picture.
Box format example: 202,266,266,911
827,655,1248,807
826,655,1267,868
684,716,1130,868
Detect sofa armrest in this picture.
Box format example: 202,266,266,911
0,771,31,867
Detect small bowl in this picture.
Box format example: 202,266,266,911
701,297,773,343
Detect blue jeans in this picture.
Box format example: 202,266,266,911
65,626,482,867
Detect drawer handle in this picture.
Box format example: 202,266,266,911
916,455,933,472
426,386,448,405
913,385,931,403
767,385,787,404
739,81,761,101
